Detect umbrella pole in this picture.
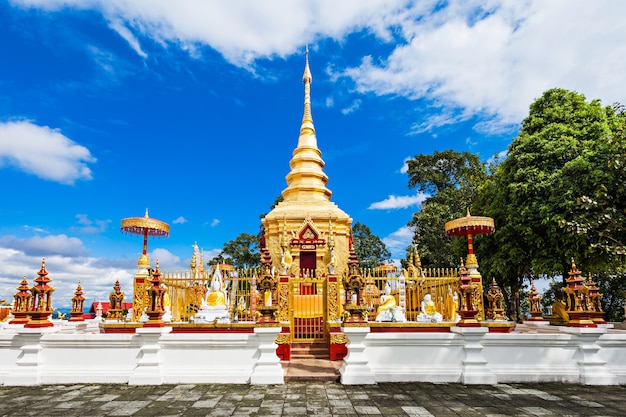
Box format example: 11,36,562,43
143,230,148,256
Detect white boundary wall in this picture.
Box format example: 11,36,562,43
0,321,283,386
2,321,625,386
342,324,626,385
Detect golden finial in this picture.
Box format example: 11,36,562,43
303,45,312,84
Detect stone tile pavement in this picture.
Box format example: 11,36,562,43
0,381,625,416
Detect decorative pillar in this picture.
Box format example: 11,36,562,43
25,259,54,329
128,326,172,385
251,326,284,384
9,275,31,325
275,273,291,360
456,261,480,327
452,326,496,384
485,278,506,321
107,280,126,321
526,281,546,322
584,274,606,325
143,261,166,328
339,325,375,384
561,326,616,385
3,326,57,386
69,281,85,322
564,258,595,328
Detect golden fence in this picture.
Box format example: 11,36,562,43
161,269,257,322
361,270,459,322
158,267,460,324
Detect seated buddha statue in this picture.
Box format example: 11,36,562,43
206,279,226,307
417,293,443,323
194,268,230,324
375,281,406,322
546,292,569,325
377,282,397,313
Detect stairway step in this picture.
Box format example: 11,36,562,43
282,358,340,382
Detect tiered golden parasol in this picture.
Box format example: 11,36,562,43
445,209,494,267
121,209,170,268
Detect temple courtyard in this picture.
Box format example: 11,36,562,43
0,380,624,416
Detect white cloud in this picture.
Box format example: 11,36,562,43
11,1,626,133
108,19,148,58
341,99,362,115
368,193,427,210
0,247,134,309
210,219,220,227
172,216,187,225
73,214,110,234
382,226,414,259
400,157,411,174
0,121,96,184
150,248,181,269
0,234,89,257
0,241,193,309
11,0,408,66
345,1,626,132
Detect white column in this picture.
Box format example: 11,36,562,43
128,327,172,385
452,326,496,384
561,326,617,385
340,326,375,384
4,327,57,386
250,327,284,384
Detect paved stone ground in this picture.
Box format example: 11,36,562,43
0,382,624,416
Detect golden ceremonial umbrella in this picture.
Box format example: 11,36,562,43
121,209,169,268
445,209,494,266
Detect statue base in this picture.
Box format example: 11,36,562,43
257,305,278,323
193,305,230,324
344,304,368,323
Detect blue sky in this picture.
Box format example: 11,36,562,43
1,0,625,307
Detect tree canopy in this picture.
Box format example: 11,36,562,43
472,88,626,320
209,232,260,270
406,149,488,267
352,222,391,270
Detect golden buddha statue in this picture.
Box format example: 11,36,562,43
417,293,443,323
377,282,397,313
422,294,437,316
206,278,226,307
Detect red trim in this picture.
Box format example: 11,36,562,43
487,326,515,333
276,343,290,360
101,328,137,334
330,342,347,361
370,326,451,333
169,327,255,334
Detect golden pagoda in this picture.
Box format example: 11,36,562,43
262,47,352,278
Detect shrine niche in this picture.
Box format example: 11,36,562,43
290,216,326,276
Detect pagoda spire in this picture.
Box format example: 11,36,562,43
282,46,332,202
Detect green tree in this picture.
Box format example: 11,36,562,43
211,232,260,270
352,222,391,270
475,88,626,320
406,149,488,267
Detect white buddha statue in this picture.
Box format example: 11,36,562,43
375,281,407,322
194,266,230,323
417,293,443,323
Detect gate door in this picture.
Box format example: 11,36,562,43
290,277,326,341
